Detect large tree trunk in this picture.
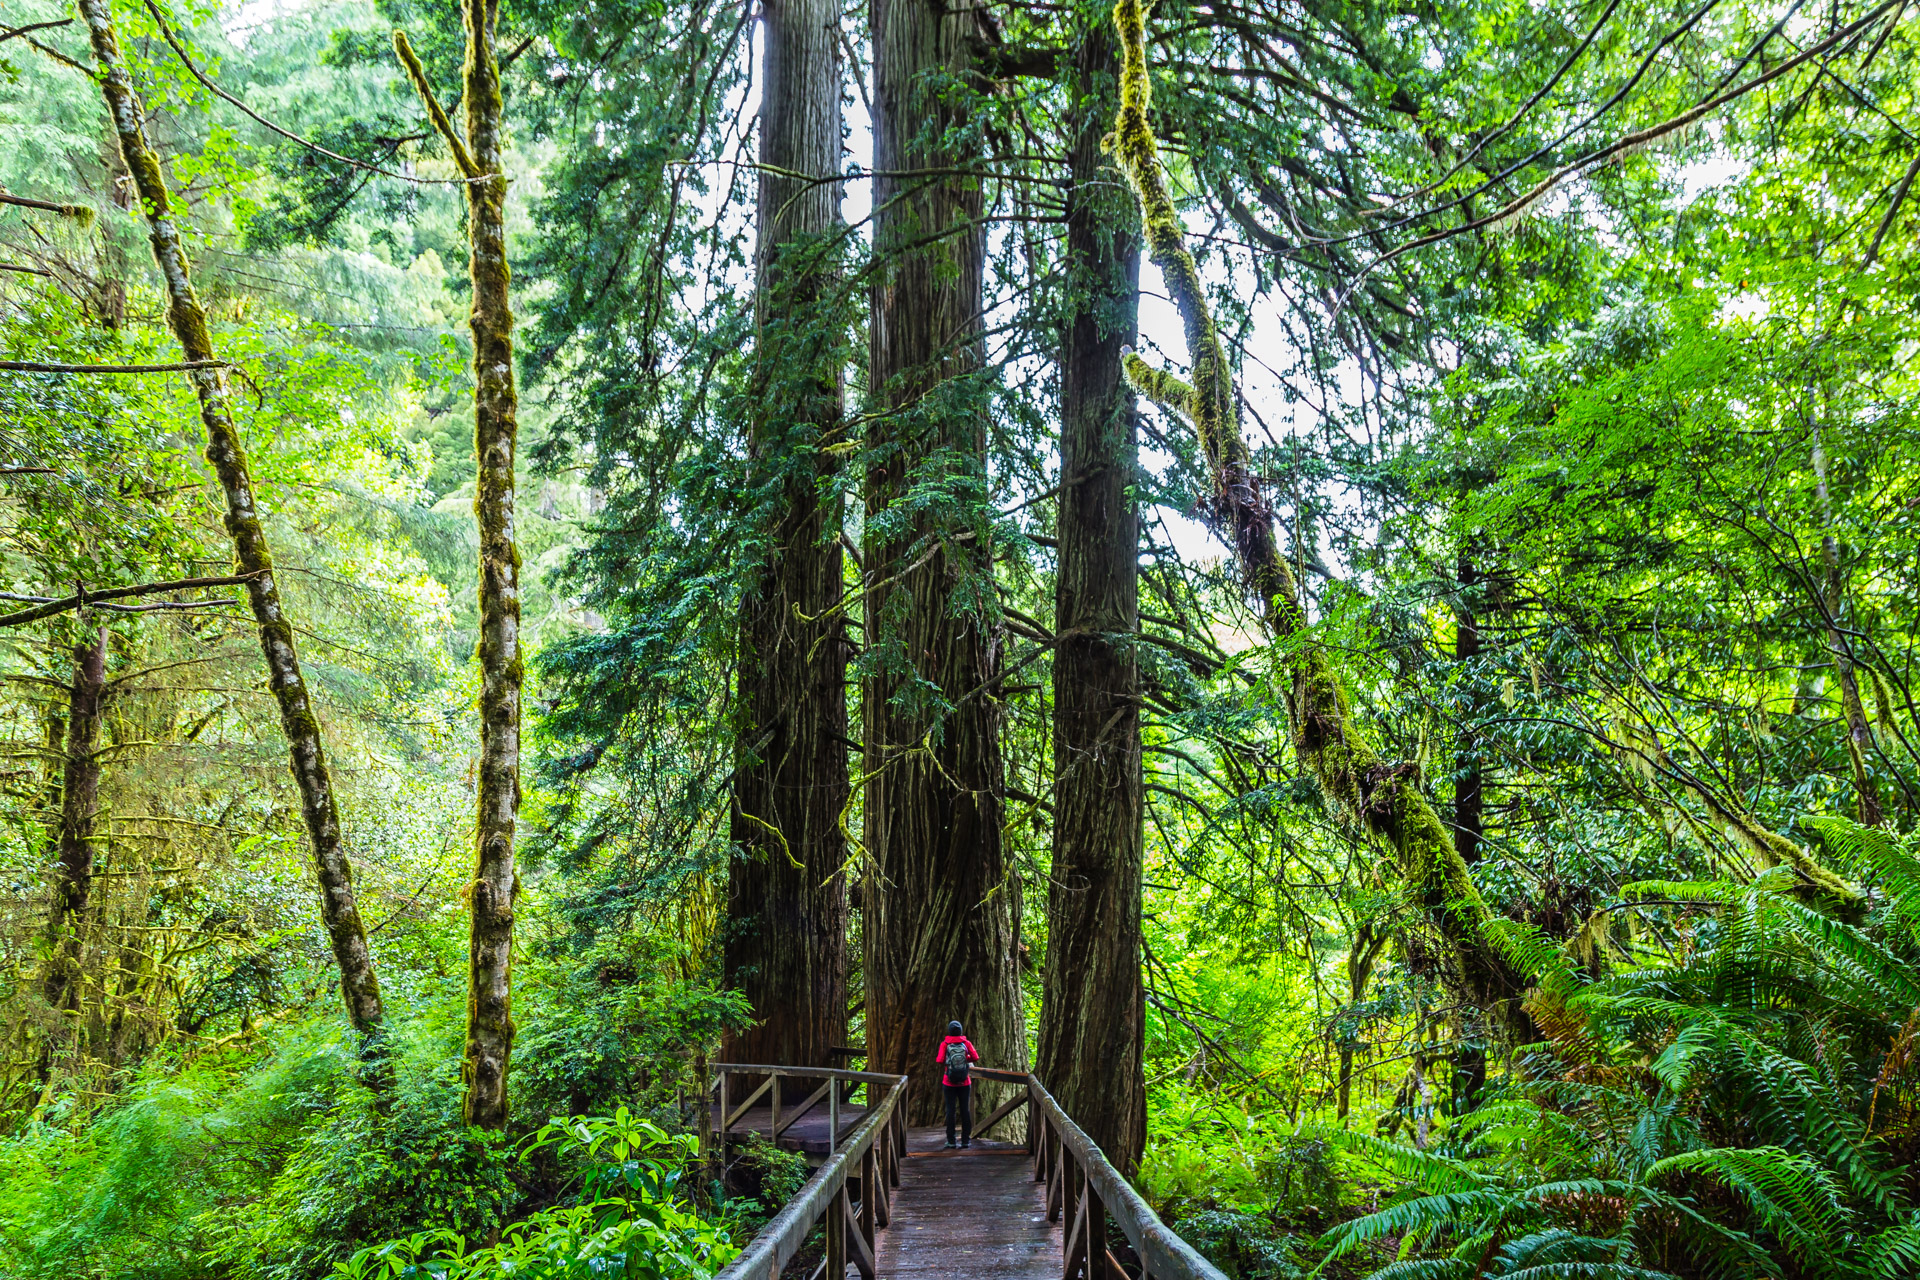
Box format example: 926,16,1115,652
458,0,523,1132
724,0,850,1079
865,0,1028,1126
76,0,384,1040
42,627,106,1017
1035,21,1146,1175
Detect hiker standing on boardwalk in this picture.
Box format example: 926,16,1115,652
937,1020,979,1148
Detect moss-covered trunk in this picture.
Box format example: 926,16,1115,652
1035,17,1147,1176
865,0,1028,1128
42,626,105,1017
1110,0,1528,1028
457,0,522,1132
724,0,851,1079
76,0,384,1041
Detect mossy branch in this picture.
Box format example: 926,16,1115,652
0,192,95,227
391,31,481,180
1109,0,1525,1024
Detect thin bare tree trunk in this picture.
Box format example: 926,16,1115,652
1810,421,1881,826
76,0,384,1039
724,0,850,1082
1036,16,1146,1176
865,0,1028,1127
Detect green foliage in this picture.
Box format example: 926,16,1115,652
1316,818,1920,1278
211,1065,514,1280
333,1111,737,1280
510,937,750,1122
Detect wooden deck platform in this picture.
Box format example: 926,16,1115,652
717,1101,874,1157
873,1126,1060,1278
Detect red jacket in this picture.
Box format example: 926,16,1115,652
936,1035,979,1086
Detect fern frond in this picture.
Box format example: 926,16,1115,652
1858,1221,1920,1280
1317,1189,1525,1259
1310,1125,1491,1193
1646,1145,1849,1256
1363,1260,1472,1280
1811,817,1920,938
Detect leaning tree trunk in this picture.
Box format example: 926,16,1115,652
865,0,1028,1126
723,0,851,1080
1035,18,1146,1175
77,0,384,1040
1110,0,1530,1029
42,626,106,1020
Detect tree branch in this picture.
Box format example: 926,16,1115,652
0,572,267,628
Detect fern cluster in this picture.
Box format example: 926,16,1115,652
1316,819,1920,1279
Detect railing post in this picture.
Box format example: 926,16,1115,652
830,1086,839,1155
718,1070,730,1179
771,1069,781,1137
858,1145,878,1275
1084,1178,1106,1280
827,1174,848,1279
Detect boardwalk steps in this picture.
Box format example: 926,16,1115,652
707,1063,1227,1280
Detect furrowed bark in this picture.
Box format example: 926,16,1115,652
42,626,106,1016
866,0,1029,1127
1111,0,1528,1027
75,0,385,1040
1035,17,1146,1176
724,0,850,1080
456,0,522,1132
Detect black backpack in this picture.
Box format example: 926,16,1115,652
944,1040,970,1084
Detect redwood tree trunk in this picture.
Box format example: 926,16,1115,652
1035,21,1146,1175
77,0,384,1039
724,0,850,1077
43,627,106,1016
459,0,523,1132
865,0,1028,1125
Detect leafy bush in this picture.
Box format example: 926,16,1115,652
510,937,750,1123
1141,1091,1340,1224
1176,1209,1307,1280
334,1110,737,1280
211,1067,515,1280
723,1131,810,1231
0,1023,357,1280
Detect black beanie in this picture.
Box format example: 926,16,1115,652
948,1020,963,1035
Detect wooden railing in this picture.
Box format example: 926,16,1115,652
709,1063,906,1280
707,1062,1226,1280
994,1068,1231,1280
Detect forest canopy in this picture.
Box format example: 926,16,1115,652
2,0,1919,1276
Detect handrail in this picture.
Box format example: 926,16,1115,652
1024,1071,1230,1280
710,1063,906,1280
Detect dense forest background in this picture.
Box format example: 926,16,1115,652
3,0,1919,1275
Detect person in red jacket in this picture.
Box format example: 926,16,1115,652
936,1020,979,1149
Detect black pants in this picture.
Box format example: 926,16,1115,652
944,1083,972,1143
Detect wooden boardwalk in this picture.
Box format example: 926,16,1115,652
721,1106,1061,1278
874,1127,1060,1278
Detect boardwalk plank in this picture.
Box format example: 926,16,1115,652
872,1127,1061,1279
